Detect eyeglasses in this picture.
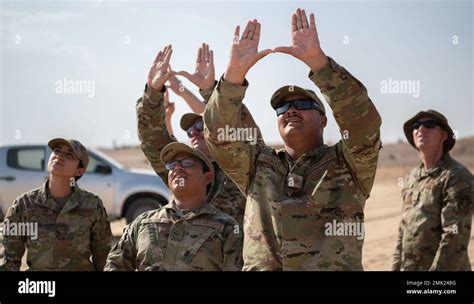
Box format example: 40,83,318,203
165,157,198,170
186,119,204,138
275,99,323,116
412,120,438,130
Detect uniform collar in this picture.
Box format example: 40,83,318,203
417,153,451,178
277,144,330,165
36,180,81,213
164,199,217,220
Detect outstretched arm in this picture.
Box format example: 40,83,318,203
273,8,328,73
204,20,271,194
170,43,218,113
223,20,273,85
166,74,206,114
275,8,382,196
163,91,175,135
137,45,177,183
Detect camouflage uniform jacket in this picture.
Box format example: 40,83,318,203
0,181,112,271
104,201,243,271
204,57,382,271
136,84,263,226
391,154,473,271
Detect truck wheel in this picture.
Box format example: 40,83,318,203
125,197,161,223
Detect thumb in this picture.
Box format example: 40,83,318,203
176,70,194,81
165,70,176,77
255,48,274,61
273,46,293,55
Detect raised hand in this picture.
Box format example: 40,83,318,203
166,70,185,95
147,45,175,91
224,19,273,85
273,8,328,72
164,91,175,117
176,43,215,91
163,91,175,135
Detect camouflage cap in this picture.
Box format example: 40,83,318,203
48,138,90,170
160,142,214,177
403,109,455,152
270,85,326,115
180,113,203,131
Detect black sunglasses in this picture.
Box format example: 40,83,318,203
275,99,322,116
165,157,198,170
186,119,204,138
412,120,438,130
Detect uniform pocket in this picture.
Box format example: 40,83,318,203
183,223,222,268
135,219,167,269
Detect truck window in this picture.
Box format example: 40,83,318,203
86,155,108,173
7,147,45,171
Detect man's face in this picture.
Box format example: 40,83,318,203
167,152,213,195
277,94,327,141
188,118,210,156
412,117,448,151
48,144,84,179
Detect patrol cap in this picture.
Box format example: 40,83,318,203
403,109,455,152
180,112,203,131
270,85,326,115
48,138,90,170
160,142,214,177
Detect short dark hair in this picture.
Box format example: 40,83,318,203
195,158,212,194
196,158,210,173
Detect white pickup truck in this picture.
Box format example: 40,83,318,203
0,144,170,223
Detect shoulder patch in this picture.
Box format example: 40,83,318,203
452,181,470,193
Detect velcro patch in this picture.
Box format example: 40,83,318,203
192,219,224,232
257,153,281,168
142,217,169,224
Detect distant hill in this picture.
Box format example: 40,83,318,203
99,136,473,170
378,136,473,168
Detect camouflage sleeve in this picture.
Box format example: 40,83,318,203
0,199,26,271
203,76,261,195
222,223,243,271
136,84,177,184
390,220,403,271
104,217,141,271
90,200,112,271
201,81,264,146
199,81,217,103
310,57,382,197
429,175,473,271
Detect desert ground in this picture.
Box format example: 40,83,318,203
101,136,474,271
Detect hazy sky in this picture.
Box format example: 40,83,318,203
1,0,472,149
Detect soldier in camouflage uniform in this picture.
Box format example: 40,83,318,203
105,142,243,271
0,138,112,271
136,43,262,226
203,8,382,271
391,110,473,271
